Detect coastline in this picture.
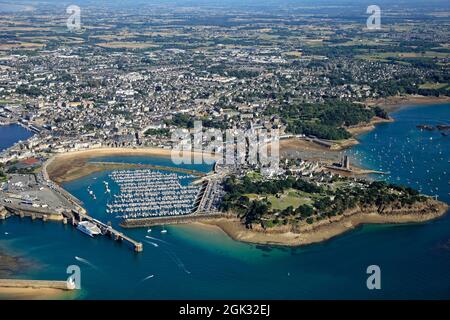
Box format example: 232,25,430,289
46,147,218,184
195,200,449,247
0,251,69,300
281,96,449,155
280,116,394,157
365,94,450,113
0,279,75,300
0,287,73,300
346,116,395,137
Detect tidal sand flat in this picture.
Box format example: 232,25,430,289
0,287,72,300
45,147,218,183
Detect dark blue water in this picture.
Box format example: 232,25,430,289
1,104,449,299
0,124,34,152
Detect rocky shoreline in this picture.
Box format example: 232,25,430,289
198,200,449,247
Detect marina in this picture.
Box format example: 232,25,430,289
1,104,449,299
64,210,144,252
107,169,202,219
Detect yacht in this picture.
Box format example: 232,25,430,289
77,221,102,237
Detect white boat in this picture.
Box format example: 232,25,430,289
77,221,102,237
161,228,167,234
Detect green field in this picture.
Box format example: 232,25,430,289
419,82,448,90
244,190,314,211
357,51,450,62
245,171,263,181
267,189,315,211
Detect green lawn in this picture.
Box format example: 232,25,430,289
246,171,263,181
267,189,314,210
419,82,448,90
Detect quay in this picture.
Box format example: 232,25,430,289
2,205,143,253
2,204,61,222
90,161,207,177
65,211,143,252
120,212,231,228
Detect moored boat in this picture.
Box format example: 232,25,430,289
77,221,102,237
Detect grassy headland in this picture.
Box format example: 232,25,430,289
212,175,449,246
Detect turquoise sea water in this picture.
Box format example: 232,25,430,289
0,104,449,299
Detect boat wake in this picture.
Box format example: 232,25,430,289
145,235,170,246
144,240,159,248
143,236,190,274
141,274,155,282
75,256,99,270
163,249,191,275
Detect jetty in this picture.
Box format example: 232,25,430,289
65,211,143,252
121,212,231,228
0,279,73,290
90,161,207,177
1,205,143,252
2,204,62,222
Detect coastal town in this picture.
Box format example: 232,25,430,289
1,0,449,243
0,0,449,301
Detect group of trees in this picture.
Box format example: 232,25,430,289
220,175,325,226
164,114,229,130
287,121,352,140
220,174,427,229
266,101,386,140
222,175,323,200
315,181,426,218
320,104,374,126
164,113,195,128
5,166,35,175
16,85,42,97
0,164,6,182
207,65,261,79
144,128,170,137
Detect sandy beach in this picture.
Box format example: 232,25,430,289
196,201,449,247
0,287,75,300
365,94,450,113
279,95,450,158
346,116,395,136
46,147,219,183
0,252,72,300
280,116,394,157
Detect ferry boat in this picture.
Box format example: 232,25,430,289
77,221,102,237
